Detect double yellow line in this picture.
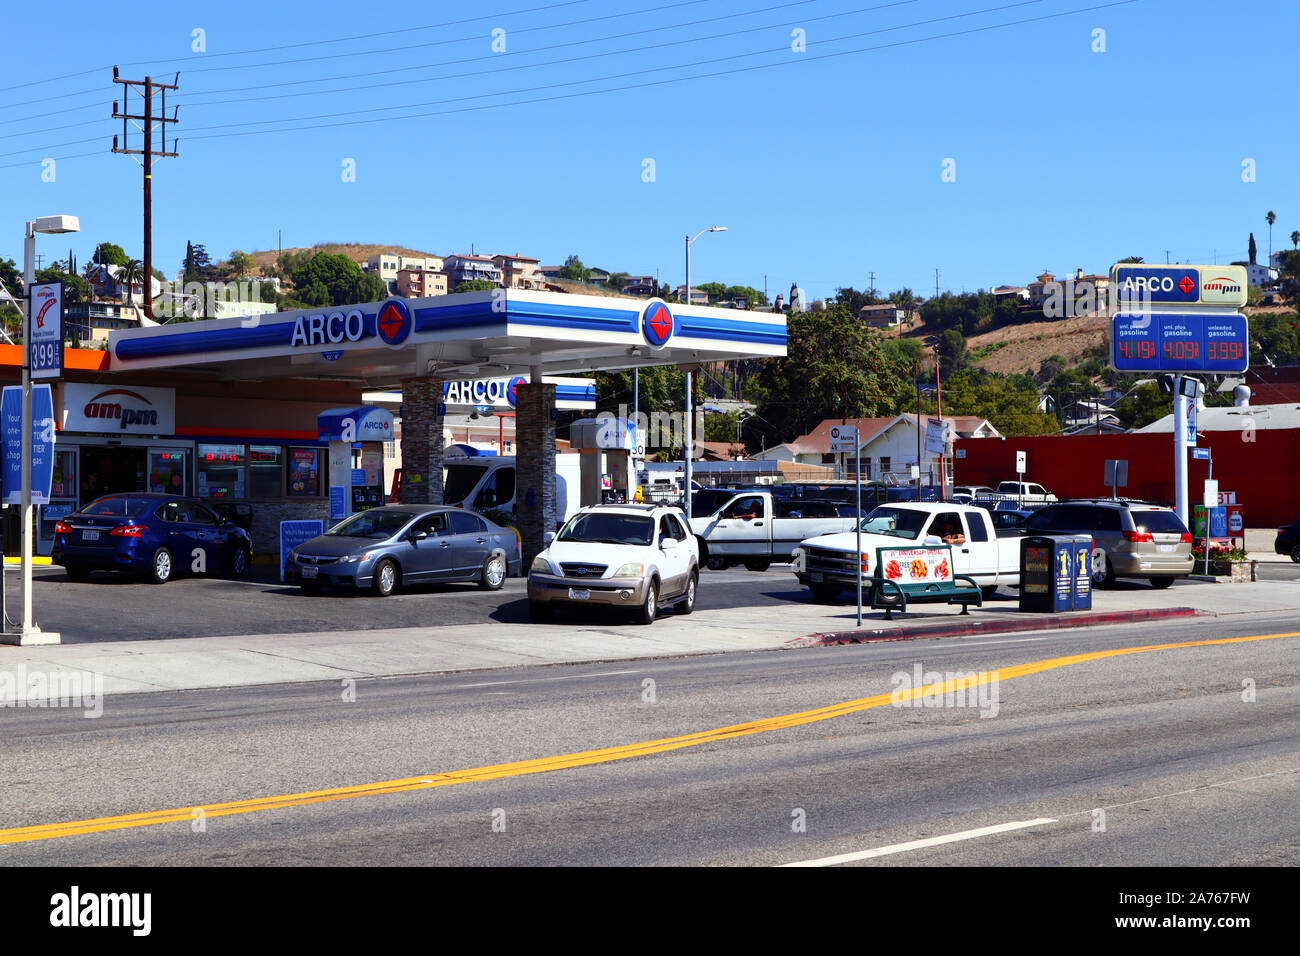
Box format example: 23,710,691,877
1,631,1293,846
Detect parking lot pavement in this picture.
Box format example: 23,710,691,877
4,561,1300,699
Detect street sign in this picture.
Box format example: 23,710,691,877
829,424,858,454
1015,450,1027,475
924,419,947,456
1202,479,1219,508
1104,459,1128,487
29,281,63,380
1111,264,1247,309
1190,447,1210,460
1111,312,1249,373
2,385,55,504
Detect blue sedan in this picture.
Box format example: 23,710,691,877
52,493,253,584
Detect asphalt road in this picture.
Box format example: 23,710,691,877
20,560,1300,643
2,612,1295,866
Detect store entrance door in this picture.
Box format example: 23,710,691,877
78,446,147,506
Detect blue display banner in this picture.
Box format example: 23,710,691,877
2,384,56,505
279,519,325,582
329,486,347,521
1111,312,1248,373
1209,506,1228,537
351,468,366,487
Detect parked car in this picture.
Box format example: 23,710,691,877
689,490,859,571
953,485,996,498
52,493,253,584
528,504,698,624
1275,521,1300,562
988,509,1033,531
995,481,1057,504
1024,500,1193,587
285,505,520,596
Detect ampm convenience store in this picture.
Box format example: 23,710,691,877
90,288,785,565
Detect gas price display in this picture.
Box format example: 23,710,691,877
1111,312,1248,373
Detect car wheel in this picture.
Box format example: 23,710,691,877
1148,577,1175,589
706,555,728,571
64,565,90,582
636,580,658,625
149,547,173,585
1291,544,1300,564
229,545,251,578
743,558,771,573
371,559,399,597
1091,548,1116,588
674,571,697,615
480,553,506,590
810,584,839,603
528,600,552,622
981,585,998,600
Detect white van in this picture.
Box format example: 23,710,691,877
443,455,581,529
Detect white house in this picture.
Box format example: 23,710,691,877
851,413,1001,484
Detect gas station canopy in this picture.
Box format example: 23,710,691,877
109,290,787,384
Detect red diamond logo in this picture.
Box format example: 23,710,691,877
379,304,403,343
650,309,671,338
1178,276,1195,294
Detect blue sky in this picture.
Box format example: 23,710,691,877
2,0,1296,301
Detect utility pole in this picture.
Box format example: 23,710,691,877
869,271,876,296
935,268,940,300
1165,250,1171,264
112,67,179,320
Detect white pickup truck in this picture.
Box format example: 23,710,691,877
688,490,860,572
793,502,1022,602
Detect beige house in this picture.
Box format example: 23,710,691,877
492,254,544,290
397,268,448,298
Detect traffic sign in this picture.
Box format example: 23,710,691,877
1111,264,1247,309
829,424,858,454
1111,311,1248,373
1190,448,1210,460
1016,450,1027,475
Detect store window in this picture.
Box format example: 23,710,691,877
287,447,322,497
197,443,246,498
249,445,283,498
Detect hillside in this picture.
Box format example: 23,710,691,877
246,243,443,274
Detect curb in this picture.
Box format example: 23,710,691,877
797,606,1204,646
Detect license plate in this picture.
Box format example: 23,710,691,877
810,572,824,583
82,530,99,541
301,565,318,579
1157,544,1174,553
568,588,590,600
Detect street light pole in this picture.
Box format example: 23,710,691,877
683,226,726,520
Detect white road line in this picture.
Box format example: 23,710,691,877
779,818,1058,867
456,668,641,689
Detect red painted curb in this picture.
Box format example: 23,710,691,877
799,607,1204,646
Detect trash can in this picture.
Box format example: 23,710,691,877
1020,535,1092,613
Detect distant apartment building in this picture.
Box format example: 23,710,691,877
991,285,1030,301
64,301,143,343
492,253,544,290
858,303,907,327
443,254,502,288
365,253,445,285
623,276,656,297
538,265,564,280
1246,262,1278,288
1026,269,1110,313
397,268,448,298
86,263,162,306
672,285,709,305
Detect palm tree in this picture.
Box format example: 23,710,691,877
1266,210,1276,262
119,259,143,304
1291,230,1299,250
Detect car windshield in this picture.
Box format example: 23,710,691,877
558,513,654,546
442,464,488,505
80,496,157,517
325,509,413,539
859,506,929,539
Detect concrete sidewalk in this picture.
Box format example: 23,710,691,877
1246,527,1294,564
3,576,1299,701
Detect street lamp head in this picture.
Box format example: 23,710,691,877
34,215,80,235
708,226,728,233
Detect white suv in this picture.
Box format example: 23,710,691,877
527,504,699,624
995,481,1057,504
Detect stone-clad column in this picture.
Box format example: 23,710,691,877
515,379,557,568
399,377,445,504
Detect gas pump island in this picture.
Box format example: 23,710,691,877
318,406,394,521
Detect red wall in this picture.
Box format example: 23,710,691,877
955,430,1300,528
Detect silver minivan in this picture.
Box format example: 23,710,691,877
1025,500,1193,587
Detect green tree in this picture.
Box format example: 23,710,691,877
936,328,967,379
1266,210,1276,261
1117,255,1144,263
227,250,255,277
454,278,497,293
355,272,388,303
93,242,129,267
1291,230,1300,250
0,257,20,293
289,252,369,306
703,410,742,443
910,369,1057,436
1249,232,1257,265
557,255,587,282
34,267,90,303
1115,383,1170,430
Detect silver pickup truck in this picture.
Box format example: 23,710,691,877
688,490,860,571
794,502,1023,601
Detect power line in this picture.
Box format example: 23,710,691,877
0,0,1140,168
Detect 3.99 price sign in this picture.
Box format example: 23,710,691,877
1111,312,1248,373
29,281,63,380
